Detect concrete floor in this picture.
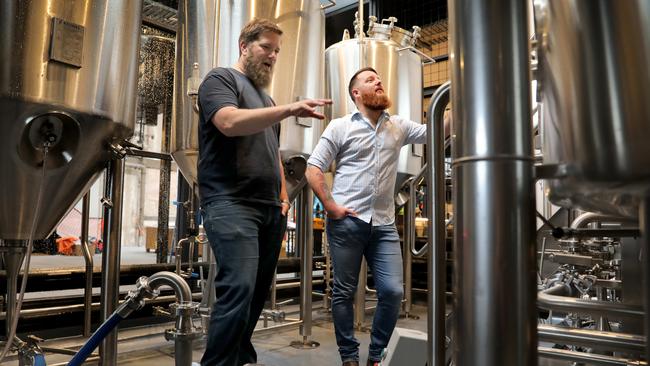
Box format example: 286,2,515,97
1,302,578,366
2,303,428,366
5,249,589,365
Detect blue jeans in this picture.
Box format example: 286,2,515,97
200,200,286,366
326,216,404,363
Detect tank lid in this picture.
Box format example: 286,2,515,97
366,16,420,47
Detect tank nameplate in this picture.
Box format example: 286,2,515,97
295,116,313,127
49,18,85,68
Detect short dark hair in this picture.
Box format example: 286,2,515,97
348,67,378,102
238,18,283,55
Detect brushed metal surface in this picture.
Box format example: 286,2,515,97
0,0,142,240
324,31,424,183
450,0,537,364
172,0,326,193
536,0,650,217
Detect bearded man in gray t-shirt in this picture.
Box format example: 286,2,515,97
197,18,330,366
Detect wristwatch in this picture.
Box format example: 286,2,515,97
281,200,291,207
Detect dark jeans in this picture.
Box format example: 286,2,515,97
326,216,404,363
200,200,286,366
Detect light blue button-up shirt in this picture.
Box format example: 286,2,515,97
307,110,426,226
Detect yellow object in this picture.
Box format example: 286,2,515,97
145,226,175,252
415,218,428,237
313,217,325,230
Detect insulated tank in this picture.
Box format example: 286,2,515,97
324,16,424,193
535,0,650,217
0,0,142,241
173,0,326,198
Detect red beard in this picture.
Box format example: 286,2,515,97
360,91,391,111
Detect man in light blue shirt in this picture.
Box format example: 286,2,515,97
306,67,426,366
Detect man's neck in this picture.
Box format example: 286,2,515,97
233,59,245,74
357,105,383,127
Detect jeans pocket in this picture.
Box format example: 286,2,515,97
204,200,238,210
203,200,243,234
326,215,347,224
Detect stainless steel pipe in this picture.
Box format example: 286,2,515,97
641,197,650,365
538,346,646,366
538,284,644,318
402,176,414,316
408,167,427,258
147,271,193,303
2,241,26,338
449,0,536,364
538,324,645,353
275,279,324,290
81,193,93,337
0,293,203,320
425,81,450,366
99,158,125,366
571,212,637,229
297,187,316,344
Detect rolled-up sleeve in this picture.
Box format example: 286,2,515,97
307,120,342,172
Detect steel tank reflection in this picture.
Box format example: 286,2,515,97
535,0,650,217
324,17,424,192
173,0,326,198
0,0,142,240
172,0,217,187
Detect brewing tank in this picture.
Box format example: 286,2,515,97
0,0,142,240
173,0,326,197
535,0,650,217
324,17,424,192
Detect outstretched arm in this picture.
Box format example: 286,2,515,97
213,99,332,137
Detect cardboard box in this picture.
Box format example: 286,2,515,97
72,243,96,256
145,226,174,253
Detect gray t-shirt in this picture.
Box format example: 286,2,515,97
197,67,281,207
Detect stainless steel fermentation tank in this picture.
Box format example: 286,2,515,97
173,0,326,199
0,0,142,360
535,0,650,217
324,17,424,192
0,0,142,242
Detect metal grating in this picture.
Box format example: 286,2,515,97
143,0,178,33
420,19,448,46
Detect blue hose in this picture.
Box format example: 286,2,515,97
67,312,124,366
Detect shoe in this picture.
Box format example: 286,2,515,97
342,361,359,366
366,360,380,366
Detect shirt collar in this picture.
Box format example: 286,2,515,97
351,109,390,127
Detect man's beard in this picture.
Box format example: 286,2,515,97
360,91,391,111
244,53,273,88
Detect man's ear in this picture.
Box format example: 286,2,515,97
239,41,248,56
